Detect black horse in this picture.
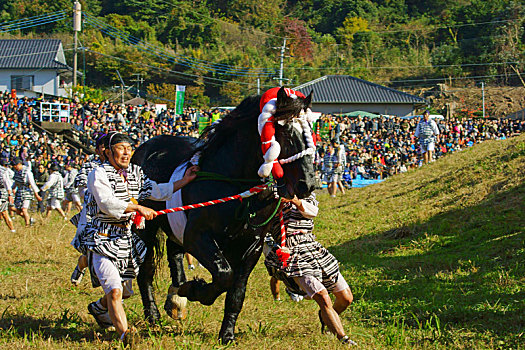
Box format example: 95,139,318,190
132,87,316,343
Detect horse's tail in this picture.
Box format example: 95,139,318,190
137,199,168,278
152,228,166,279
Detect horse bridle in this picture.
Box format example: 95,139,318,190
258,98,316,179
277,113,316,166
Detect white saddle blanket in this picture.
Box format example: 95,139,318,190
166,163,188,245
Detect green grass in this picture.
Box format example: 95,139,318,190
0,134,524,349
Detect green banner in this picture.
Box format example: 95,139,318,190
175,85,185,115
314,121,330,140
211,112,221,123
198,115,211,134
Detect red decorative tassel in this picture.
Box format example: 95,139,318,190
272,164,284,179
133,213,145,229
276,247,291,267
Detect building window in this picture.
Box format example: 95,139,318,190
11,75,34,90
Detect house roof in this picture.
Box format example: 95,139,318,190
124,97,154,107
0,39,69,70
294,75,426,105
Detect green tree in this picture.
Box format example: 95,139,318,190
337,16,369,43
186,84,210,108
219,81,244,106
147,83,177,107
157,3,219,48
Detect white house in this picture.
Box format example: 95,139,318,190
0,39,71,98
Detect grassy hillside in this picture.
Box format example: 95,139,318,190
320,133,525,348
0,134,523,349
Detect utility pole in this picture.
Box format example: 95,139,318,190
481,81,485,118
257,77,260,95
279,38,286,86
73,1,81,87
272,38,290,86
132,73,144,97
116,70,126,104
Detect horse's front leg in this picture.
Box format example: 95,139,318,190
163,238,188,320
178,231,234,306
219,239,264,344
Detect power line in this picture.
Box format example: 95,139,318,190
85,13,274,73
385,18,518,32
0,47,74,60
84,14,277,76
85,48,275,89
0,14,67,33
326,32,510,49
290,60,522,71
0,11,66,27
87,19,268,76
375,72,522,84
391,82,524,91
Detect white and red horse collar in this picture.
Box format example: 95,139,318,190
257,87,319,179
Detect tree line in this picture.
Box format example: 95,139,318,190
1,0,524,106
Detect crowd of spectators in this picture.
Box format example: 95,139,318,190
1,90,524,191
314,114,524,183
67,99,213,148
0,90,230,169
0,92,86,171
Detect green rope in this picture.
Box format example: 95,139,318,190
248,197,282,229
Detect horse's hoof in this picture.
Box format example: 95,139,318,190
219,336,236,345
144,307,161,325
164,285,188,320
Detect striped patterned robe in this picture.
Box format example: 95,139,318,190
83,162,173,282
265,193,340,287
415,119,440,148
64,168,79,196
13,165,37,209
74,156,102,195
0,166,12,212
41,171,65,200
70,187,97,257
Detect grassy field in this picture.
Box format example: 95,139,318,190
0,134,524,349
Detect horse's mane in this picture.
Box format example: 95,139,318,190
196,93,307,160
196,95,260,158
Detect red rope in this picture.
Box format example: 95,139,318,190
275,210,291,267
158,184,267,215
133,184,267,227
132,182,290,267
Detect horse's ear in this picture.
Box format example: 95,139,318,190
303,90,313,109
277,86,289,104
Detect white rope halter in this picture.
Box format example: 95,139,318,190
279,114,316,165
257,97,317,178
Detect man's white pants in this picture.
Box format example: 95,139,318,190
92,253,134,297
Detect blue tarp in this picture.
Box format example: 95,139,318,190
321,173,384,189
352,178,383,188
320,179,383,189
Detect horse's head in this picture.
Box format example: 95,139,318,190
259,87,317,199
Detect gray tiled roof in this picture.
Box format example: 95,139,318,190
295,75,426,104
0,39,69,69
